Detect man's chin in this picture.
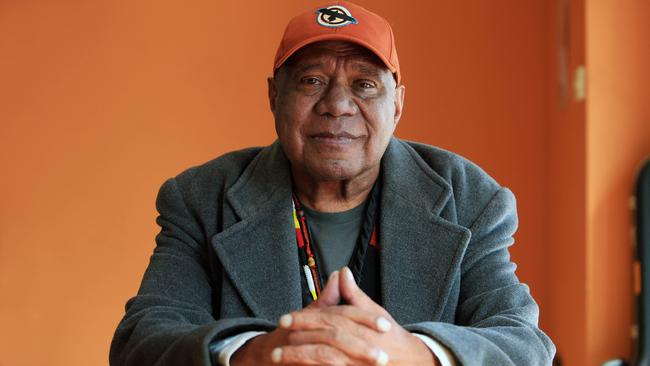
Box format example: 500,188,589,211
302,161,349,181
304,160,373,183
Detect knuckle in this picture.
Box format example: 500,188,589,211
322,314,340,328
330,328,345,344
286,331,301,344
325,306,342,316
353,323,373,339
290,346,309,361
338,305,356,317
314,345,336,361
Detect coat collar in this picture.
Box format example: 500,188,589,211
211,138,470,323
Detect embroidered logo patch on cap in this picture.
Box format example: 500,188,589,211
315,5,358,28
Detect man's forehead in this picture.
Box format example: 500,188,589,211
282,41,389,74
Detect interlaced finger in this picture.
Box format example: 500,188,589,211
323,305,392,333
271,344,351,365
287,328,388,365
280,306,391,335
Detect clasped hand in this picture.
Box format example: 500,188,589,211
231,267,438,366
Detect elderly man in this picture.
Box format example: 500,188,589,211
110,2,555,365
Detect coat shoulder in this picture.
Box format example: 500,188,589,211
399,139,506,227
171,146,264,197
155,146,266,233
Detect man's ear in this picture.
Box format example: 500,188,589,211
393,84,405,126
267,77,278,113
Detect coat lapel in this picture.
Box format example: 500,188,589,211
210,142,302,321
379,139,471,324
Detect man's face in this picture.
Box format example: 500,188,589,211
268,41,405,183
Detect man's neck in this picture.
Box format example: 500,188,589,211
292,167,379,213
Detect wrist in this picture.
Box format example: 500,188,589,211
410,332,454,366
230,334,264,365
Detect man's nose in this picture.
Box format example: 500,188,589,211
315,82,358,118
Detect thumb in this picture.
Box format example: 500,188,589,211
310,271,340,308
339,266,380,311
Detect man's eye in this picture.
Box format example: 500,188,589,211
300,77,322,85
356,80,377,89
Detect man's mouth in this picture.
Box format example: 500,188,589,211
309,132,360,144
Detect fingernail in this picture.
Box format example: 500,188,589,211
376,316,392,333
278,314,292,328
375,349,389,366
271,347,282,363
328,270,339,283
344,267,355,285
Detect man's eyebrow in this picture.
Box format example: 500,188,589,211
289,59,385,77
352,62,383,77
293,63,325,74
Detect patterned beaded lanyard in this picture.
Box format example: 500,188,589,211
292,194,322,300
291,184,380,301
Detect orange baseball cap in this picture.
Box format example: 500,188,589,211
273,1,401,84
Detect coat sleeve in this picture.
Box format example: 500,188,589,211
109,178,275,366
403,188,556,365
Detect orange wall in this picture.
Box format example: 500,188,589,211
545,0,588,364
0,1,560,365
586,0,650,363
543,0,650,364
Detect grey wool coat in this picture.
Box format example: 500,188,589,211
110,138,556,365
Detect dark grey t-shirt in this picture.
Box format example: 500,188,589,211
302,201,366,277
